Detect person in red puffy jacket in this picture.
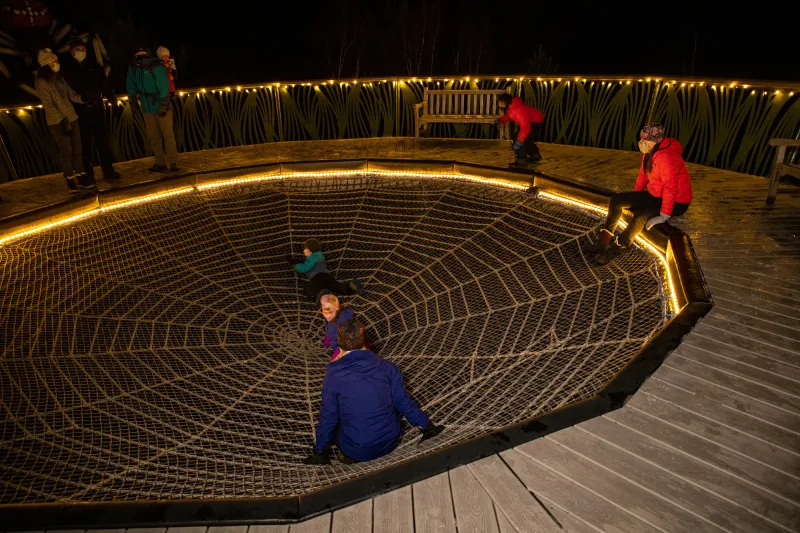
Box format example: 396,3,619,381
590,123,692,266
493,94,545,166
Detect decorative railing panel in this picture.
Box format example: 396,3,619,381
0,76,797,179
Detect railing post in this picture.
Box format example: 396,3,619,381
646,80,662,124
394,79,400,137
274,86,284,142
0,133,19,183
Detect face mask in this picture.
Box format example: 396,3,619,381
72,51,86,63
51,63,60,73
638,139,651,154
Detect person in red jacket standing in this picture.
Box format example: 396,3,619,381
590,123,692,266
493,93,545,167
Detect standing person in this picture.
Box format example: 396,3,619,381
34,48,93,193
286,238,365,302
303,319,444,464
126,48,178,172
156,46,177,94
62,39,121,181
588,124,693,266
493,93,545,167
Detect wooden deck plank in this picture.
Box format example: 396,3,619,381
165,528,207,533
699,314,800,354
125,529,166,533
701,303,800,339
494,509,517,533
517,437,723,533
372,486,413,533
500,448,663,533
580,416,800,531
247,525,289,533
682,334,800,380
631,382,800,476
287,514,330,533
467,454,561,533
207,526,247,533
412,471,457,533
331,498,371,533
449,465,500,533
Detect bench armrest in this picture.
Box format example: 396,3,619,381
769,138,800,147
413,101,427,117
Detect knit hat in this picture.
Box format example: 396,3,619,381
69,39,86,50
320,294,340,322
640,123,665,143
156,46,170,58
134,47,150,58
304,238,322,253
37,48,57,67
337,319,365,351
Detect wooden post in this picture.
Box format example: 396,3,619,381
394,80,401,137
767,144,786,204
274,86,283,142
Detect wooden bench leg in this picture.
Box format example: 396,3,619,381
415,116,420,139
767,145,786,204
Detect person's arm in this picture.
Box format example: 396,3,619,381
389,362,430,428
155,65,171,115
657,156,680,217
67,81,82,104
633,160,647,191
35,78,57,117
125,67,137,101
496,113,510,125
516,118,531,142
314,375,339,451
99,68,117,105
294,254,320,274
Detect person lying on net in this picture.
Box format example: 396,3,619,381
304,319,444,464
320,294,372,361
286,238,364,302
587,123,693,266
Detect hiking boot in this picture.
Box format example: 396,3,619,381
595,242,626,266
148,164,168,173
587,228,615,254
348,279,365,296
76,172,96,189
508,159,531,169
104,169,121,180
527,152,543,163
65,176,79,194
169,164,180,172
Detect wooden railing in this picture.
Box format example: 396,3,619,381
0,75,798,180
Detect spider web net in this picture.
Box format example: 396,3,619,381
0,175,666,503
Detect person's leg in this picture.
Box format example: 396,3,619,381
526,122,542,159
303,273,332,301
89,105,117,177
69,122,84,175
49,123,73,178
144,113,166,168
158,109,178,167
603,191,657,233
77,106,94,178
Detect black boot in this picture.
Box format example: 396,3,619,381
527,152,543,163
595,242,626,266
587,228,615,254
76,172,96,189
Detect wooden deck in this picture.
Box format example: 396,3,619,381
2,138,799,533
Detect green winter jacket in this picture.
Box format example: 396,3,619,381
125,58,171,114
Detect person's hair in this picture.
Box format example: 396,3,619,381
337,319,365,351
36,64,55,81
304,238,322,253
643,141,662,173
498,93,512,106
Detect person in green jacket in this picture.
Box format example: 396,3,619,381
126,48,179,172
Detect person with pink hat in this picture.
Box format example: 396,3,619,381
320,294,372,361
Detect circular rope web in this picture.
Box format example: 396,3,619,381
0,174,666,503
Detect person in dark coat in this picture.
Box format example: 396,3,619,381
286,238,365,302
61,39,120,181
304,320,444,464
493,93,545,167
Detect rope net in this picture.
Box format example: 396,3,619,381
0,175,666,503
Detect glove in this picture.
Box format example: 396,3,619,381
323,334,331,350
419,422,444,443
491,118,500,126
645,213,670,230
62,119,73,133
302,447,330,465
512,140,524,151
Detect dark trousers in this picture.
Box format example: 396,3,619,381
604,190,689,246
514,122,543,159
303,272,354,300
77,103,115,177
49,120,84,178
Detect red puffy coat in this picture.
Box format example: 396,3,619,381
634,138,693,216
497,96,544,142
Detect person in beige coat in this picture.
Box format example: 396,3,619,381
35,48,95,192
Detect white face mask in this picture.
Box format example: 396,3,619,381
51,62,60,73
638,139,651,154
72,51,86,63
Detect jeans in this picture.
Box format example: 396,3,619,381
49,120,84,178
303,272,355,301
143,109,178,166
514,122,543,159
77,102,115,177
604,190,689,246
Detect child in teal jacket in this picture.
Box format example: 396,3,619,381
286,238,365,302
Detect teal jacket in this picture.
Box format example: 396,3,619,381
294,251,329,279
126,58,171,114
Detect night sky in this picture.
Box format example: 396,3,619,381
36,0,800,88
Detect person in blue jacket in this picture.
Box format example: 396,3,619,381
126,47,178,172
286,238,365,302
304,319,444,464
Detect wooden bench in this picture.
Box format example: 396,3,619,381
767,138,800,204
414,88,511,140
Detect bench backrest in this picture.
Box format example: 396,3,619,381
423,89,511,116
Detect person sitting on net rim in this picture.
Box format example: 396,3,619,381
286,238,364,302
587,123,693,266
304,319,444,464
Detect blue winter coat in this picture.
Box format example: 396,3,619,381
294,251,329,279
315,349,431,462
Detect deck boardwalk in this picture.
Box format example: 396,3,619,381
1,138,799,533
